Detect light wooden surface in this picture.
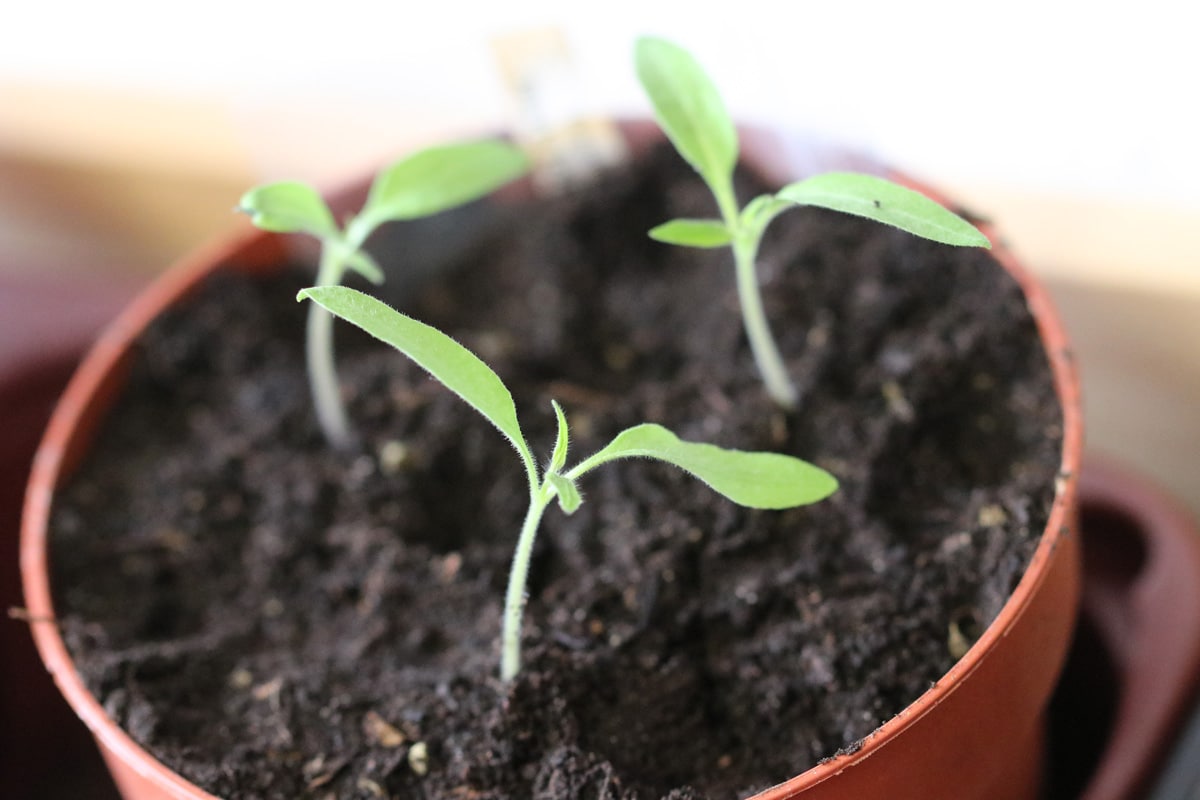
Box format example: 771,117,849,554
1046,277,1200,516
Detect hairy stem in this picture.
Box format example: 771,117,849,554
501,486,552,682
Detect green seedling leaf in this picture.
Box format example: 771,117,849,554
635,36,737,191
546,472,582,514
649,218,733,249
569,424,838,509
239,181,338,238
549,400,570,474
776,172,991,248
298,286,530,462
345,249,385,285
363,140,529,224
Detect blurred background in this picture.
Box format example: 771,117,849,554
1,0,1197,498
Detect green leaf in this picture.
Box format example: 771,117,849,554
363,140,529,224
567,424,838,510
776,172,991,248
649,218,733,249
546,472,582,514
297,286,531,463
635,36,737,192
549,400,570,473
239,181,338,238
344,249,385,285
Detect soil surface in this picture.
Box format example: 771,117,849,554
50,145,1063,799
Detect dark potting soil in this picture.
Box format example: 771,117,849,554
50,145,1063,800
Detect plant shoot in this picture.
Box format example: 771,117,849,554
635,36,991,409
240,140,529,448
298,285,838,681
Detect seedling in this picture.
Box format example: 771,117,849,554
240,140,529,448
635,36,991,409
298,285,838,681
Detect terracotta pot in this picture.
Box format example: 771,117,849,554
20,127,1083,800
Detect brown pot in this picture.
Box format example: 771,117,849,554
20,127,1083,800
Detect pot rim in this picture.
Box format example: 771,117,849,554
20,127,1083,800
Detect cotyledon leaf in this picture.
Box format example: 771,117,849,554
238,181,337,238
635,36,738,192
648,218,734,249
567,423,837,510
297,286,532,464
777,172,991,248
363,140,529,224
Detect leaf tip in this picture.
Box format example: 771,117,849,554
814,470,840,501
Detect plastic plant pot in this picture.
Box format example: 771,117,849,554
20,126,1082,800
